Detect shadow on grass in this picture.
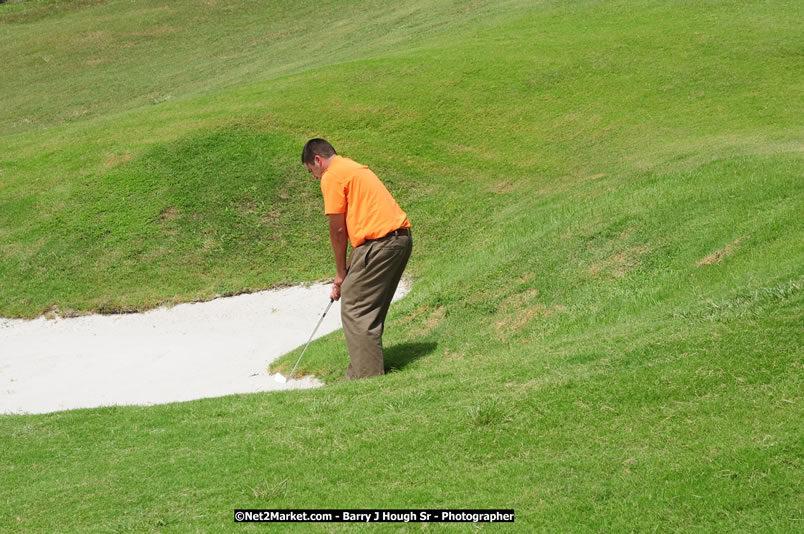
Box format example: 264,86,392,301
384,341,438,372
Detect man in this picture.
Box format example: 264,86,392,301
302,139,412,379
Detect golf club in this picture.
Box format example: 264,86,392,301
274,298,335,383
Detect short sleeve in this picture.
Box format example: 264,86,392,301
321,173,347,215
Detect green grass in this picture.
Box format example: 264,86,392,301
1,0,802,531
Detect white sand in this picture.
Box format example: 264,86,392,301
0,281,409,415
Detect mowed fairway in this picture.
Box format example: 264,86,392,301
1,0,802,532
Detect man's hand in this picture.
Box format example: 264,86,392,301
328,213,349,301
331,272,345,301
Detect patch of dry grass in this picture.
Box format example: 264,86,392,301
697,236,750,266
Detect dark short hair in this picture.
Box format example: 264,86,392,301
301,138,337,164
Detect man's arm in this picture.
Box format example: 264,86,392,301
328,213,348,301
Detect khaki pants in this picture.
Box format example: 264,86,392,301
340,232,412,379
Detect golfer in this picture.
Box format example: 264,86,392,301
302,139,412,379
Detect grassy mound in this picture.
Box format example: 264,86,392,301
1,126,330,315
1,0,801,531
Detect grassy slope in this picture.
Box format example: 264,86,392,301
1,0,802,532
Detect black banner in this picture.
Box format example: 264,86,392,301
234,509,514,523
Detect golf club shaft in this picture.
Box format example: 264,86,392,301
287,298,334,380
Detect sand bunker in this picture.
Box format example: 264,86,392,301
0,281,410,415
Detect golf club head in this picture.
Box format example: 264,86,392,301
271,298,332,387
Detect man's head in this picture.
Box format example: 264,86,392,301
302,138,337,180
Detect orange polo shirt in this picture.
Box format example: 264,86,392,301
321,156,411,248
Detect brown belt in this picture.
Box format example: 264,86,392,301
364,227,411,244
384,227,410,237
